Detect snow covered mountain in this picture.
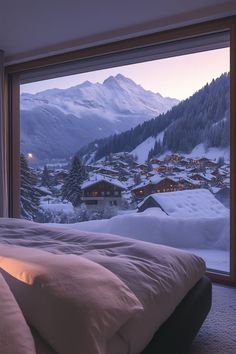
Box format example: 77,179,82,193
20,74,178,163
79,73,230,163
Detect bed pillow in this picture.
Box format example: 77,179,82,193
0,272,36,354
0,244,143,354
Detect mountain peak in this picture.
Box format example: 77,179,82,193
103,74,136,87
78,80,92,88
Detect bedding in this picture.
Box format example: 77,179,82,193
0,272,36,354
0,245,142,354
0,218,206,354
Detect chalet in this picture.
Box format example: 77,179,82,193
152,177,179,193
138,189,228,217
178,159,189,167
81,178,126,211
150,158,162,164
190,173,212,184
156,165,171,173
211,169,226,180
132,177,179,200
96,167,119,177
164,154,184,162
198,157,217,168
177,178,199,190
172,167,184,173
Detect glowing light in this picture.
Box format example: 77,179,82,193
27,153,33,159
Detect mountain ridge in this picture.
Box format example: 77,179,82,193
78,73,229,163
20,74,178,163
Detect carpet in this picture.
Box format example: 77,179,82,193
190,283,236,353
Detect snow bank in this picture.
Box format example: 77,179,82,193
48,207,229,251
41,201,74,214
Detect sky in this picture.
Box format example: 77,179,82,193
21,48,229,101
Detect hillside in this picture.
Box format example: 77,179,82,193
79,73,229,163
20,74,178,163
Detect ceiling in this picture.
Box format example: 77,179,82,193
0,0,236,65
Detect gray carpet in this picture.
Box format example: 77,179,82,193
190,284,236,353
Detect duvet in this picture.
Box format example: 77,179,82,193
0,218,206,354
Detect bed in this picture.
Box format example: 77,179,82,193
0,218,212,354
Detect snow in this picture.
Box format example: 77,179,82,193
186,144,230,161
21,74,178,125
131,131,165,163
81,175,126,190
159,144,229,163
41,201,74,214
132,137,156,163
47,206,229,272
139,189,228,218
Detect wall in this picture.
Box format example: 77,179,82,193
0,50,8,216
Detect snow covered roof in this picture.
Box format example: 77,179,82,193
138,189,228,218
131,175,179,191
81,176,126,190
96,167,118,173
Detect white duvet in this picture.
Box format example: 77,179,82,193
0,218,206,354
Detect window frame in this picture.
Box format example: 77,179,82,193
4,16,236,286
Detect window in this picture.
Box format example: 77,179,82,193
90,191,98,197
5,17,236,285
86,200,98,205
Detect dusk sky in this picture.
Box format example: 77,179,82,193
21,48,229,101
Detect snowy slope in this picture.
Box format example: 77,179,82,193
131,131,165,163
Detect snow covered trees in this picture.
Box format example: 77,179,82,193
79,73,229,162
61,156,87,207
20,154,41,220
41,165,52,188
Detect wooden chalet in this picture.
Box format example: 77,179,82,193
96,168,119,177
164,154,184,162
178,178,198,190
81,179,126,210
190,173,212,184
132,177,179,200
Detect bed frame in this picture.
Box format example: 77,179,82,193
141,276,212,354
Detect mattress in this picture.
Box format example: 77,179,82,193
0,218,207,354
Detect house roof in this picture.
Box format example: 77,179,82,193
81,176,126,190
131,175,179,191
138,189,228,217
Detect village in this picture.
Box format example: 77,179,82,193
36,152,230,222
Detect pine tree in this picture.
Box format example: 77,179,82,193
41,165,52,188
61,156,87,207
20,154,41,220
134,173,142,185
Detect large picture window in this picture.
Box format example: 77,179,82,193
19,47,230,274
5,17,236,285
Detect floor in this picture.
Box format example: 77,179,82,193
191,284,236,354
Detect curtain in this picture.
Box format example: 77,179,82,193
0,50,8,217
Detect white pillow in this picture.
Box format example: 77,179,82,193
0,272,36,354
0,245,143,354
